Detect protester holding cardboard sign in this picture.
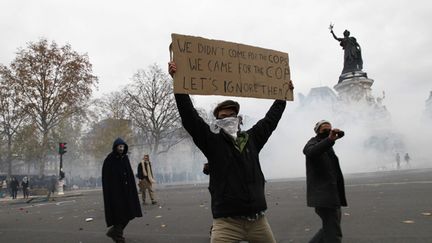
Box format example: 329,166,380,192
169,55,292,242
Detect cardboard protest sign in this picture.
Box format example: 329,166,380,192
170,34,293,101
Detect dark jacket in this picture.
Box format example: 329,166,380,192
21,181,29,189
10,180,19,190
303,136,347,208
102,138,142,227
175,94,286,218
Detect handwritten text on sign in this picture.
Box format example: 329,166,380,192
171,34,293,100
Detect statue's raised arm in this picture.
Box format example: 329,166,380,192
329,24,363,74
329,24,342,41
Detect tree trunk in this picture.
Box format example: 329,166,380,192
38,130,49,177
7,136,12,177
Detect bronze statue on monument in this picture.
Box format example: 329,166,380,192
329,23,367,82
330,23,374,103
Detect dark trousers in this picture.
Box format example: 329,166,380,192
12,189,18,199
23,188,29,198
309,207,342,243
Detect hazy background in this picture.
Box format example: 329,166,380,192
1,0,431,178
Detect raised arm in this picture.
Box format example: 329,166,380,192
303,137,335,158
331,30,342,41
248,99,286,152
169,62,212,154
248,79,293,151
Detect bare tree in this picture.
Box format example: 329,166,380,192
90,91,129,121
0,79,28,177
84,118,134,162
83,91,134,167
123,64,185,156
0,38,98,176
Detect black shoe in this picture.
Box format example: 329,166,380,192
106,228,117,242
106,228,125,243
116,238,126,243
151,201,157,205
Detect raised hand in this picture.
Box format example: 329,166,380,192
168,62,177,77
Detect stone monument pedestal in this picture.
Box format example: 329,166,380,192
334,71,374,103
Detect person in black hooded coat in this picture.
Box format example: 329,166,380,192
102,138,142,243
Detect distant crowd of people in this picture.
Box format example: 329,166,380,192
0,174,102,199
0,176,29,199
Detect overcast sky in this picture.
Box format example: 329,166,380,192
1,0,431,176
1,0,431,101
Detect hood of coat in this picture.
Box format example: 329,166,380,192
112,137,128,155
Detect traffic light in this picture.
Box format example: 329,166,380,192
59,142,67,155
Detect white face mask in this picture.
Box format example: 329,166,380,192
214,117,239,138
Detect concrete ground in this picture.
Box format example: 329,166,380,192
0,169,431,243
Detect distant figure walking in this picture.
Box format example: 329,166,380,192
10,177,19,199
22,176,30,199
137,154,157,205
50,176,56,194
404,153,411,168
1,180,7,198
102,138,142,243
396,153,401,170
